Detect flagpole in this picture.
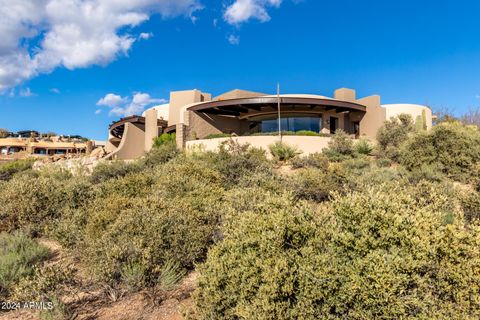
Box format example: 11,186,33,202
277,82,282,142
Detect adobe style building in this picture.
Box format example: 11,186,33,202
105,88,432,160
0,134,94,160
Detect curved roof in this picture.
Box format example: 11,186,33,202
109,115,168,139
187,96,367,117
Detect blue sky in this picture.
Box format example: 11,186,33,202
1,0,480,140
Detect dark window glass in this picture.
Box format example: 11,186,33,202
260,116,322,133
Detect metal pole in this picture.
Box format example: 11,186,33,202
277,82,282,142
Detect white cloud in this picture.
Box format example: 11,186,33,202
139,32,153,40
0,0,202,92
50,88,60,94
224,0,282,25
97,93,127,108
19,87,35,97
228,34,240,45
97,92,167,117
95,109,102,115
476,95,480,99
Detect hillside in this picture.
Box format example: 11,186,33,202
0,117,479,319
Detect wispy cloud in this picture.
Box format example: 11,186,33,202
19,87,35,97
224,0,282,25
228,34,240,45
95,109,102,115
50,88,61,94
97,92,167,117
139,32,153,40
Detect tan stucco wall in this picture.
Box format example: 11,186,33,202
186,135,332,156
144,108,158,152
169,90,211,126
214,89,267,101
186,112,251,139
356,95,385,138
106,123,145,160
334,88,356,102
383,104,433,129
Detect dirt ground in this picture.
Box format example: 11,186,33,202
0,239,197,320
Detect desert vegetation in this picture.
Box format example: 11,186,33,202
0,117,479,319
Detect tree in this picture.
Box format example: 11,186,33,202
0,128,9,138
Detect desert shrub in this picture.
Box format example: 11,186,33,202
0,158,35,181
89,160,143,184
341,156,371,171
354,138,373,155
204,133,232,139
154,156,224,198
376,157,392,167
195,187,480,319
83,194,221,287
323,129,354,160
153,133,176,148
141,141,179,168
0,175,67,233
291,153,329,169
376,114,414,161
269,141,301,161
293,165,348,202
459,190,480,223
200,139,271,187
405,163,445,183
400,122,480,183
96,170,156,198
0,232,49,298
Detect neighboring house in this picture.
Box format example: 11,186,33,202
0,135,94,158
105,88,432,160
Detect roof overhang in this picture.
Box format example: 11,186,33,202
109,115,168,139
187,97,367,118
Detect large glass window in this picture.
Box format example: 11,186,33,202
260,116,323,133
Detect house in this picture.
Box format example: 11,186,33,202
105,88,432,160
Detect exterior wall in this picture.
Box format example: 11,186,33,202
144,108,158,152
383,104,433,129
356,95,385,139
214,89,266,101
186,111,250,139
168,90,211,127
334,88,356,102
143,103,169,121
186,136,332,157
106,123,145,160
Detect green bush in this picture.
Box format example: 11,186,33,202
293,165,347,202
153,133,176,147
0,158,35,181
376,157,392,167
269,141,301,161
354,138,373,155
203,133,232,139
90,160,143,184
195,187,480,319
141,141,179,168
83,194,220,286
201,139,271,187
376,114,414,161
324,129,354,156
0,232,49,298
400,122,480,183
0,175,67,233
290,153,329,169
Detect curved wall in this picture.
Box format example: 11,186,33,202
186,135,332,156
382,104,433,129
